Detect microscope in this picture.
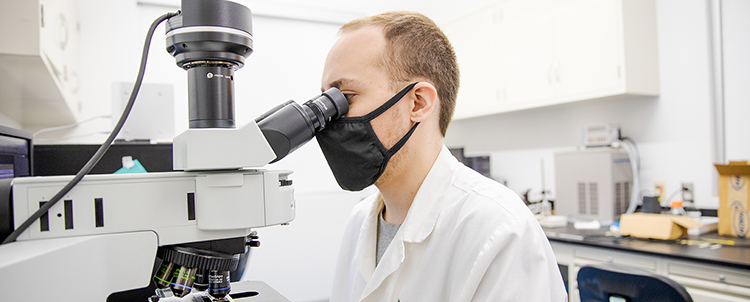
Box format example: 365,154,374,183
0,0,347,301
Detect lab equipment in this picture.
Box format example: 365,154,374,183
670,200,687,216
0,125,33,179
582,124,621,148
554,148,633,222
641,195,661,213
0,0,348,301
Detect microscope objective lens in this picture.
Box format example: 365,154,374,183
194,269,209,291
207,270,231,299
153,261,176,289
170,266,197,298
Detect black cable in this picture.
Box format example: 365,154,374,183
1,11,179,245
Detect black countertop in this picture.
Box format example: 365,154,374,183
544,223,750,270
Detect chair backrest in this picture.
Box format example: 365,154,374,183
577,264,693,302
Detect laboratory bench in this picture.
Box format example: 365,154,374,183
544,223,750,302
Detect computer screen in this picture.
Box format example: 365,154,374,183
0,125,32,178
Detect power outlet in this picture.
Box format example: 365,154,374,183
681,182,694,204
653,181,666,201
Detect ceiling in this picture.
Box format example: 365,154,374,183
265,0,496,22
138,0,497,24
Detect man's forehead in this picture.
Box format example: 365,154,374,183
322,26,386,89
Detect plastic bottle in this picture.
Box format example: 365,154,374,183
670,200,687,216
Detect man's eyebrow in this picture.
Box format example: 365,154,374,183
327,78,359,90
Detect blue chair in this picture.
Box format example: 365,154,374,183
577,264,693,302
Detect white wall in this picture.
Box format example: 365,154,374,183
0,112,21,129
722,0,750,161
445,0,749,210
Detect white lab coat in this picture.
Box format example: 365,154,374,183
330,145,567,302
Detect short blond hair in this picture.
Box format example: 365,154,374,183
340,11,459,136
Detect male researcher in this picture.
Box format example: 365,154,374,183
315,11,567,302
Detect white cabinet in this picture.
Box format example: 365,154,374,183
550,241,750,302
443,0,659,119
501,0,555,107
0,0,81,127
441,3,504,119
667,261,750,302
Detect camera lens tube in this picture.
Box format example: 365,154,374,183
207,270,231,299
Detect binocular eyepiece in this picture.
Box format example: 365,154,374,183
255,88,348,163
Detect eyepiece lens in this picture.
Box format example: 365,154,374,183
302,88,349,132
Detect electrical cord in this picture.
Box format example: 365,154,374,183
1,11,180,245
32,114,112,138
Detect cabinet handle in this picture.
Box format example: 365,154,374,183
718,274,726,283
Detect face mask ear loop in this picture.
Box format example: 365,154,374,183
386,122,420,157
361,82,419,121
372,121,421,180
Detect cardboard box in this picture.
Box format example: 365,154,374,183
620,213,702,240
715,161,750,238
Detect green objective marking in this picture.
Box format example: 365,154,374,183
154,275,170,283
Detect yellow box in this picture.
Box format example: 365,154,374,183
620,213,702,240
715,161,750,238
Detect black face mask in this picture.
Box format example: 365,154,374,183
316,83,419,191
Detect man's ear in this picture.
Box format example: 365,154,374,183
410,82,438,123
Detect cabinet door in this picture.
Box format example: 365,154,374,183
501,0,555,107
551,0,622,100
683,287,750,302
443,4,503,119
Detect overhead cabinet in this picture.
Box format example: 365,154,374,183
443,0,659,119
0,0,81,127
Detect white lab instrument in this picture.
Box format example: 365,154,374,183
0,0,349,301
554,148,633,222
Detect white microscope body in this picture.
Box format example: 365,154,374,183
0,121,295,301
0,1,348,301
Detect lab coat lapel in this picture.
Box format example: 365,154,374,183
358,146,458,301
359,230,406,301
354,199,379,283
402,146,457,243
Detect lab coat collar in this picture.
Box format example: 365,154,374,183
354,145,459,295
355,198,379,281
401,145,459,243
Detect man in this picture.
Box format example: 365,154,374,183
315,11,567,302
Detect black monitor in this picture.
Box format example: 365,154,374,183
0,125,33,178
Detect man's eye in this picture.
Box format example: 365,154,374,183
344,94,355,102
